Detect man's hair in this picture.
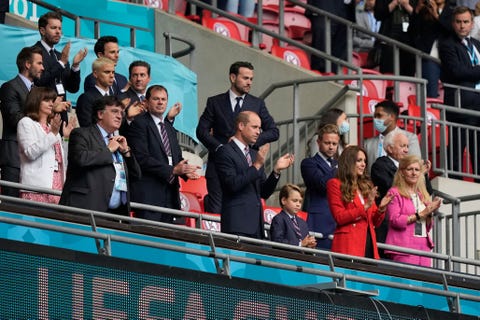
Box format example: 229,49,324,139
278,184,304,207
128,60,151,78
94,36,119,57
24,87,57,122
235,110,257,127
375,100,400,119
146,84,168,99
92,96,124,123
16,46,43,73
38,11,62,30
452,6,473,20
383,130,406,151
229,61,254,76
317,123,340,139
92,57,115,72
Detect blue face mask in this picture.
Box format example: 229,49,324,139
338,121,350,135
374,118,388,133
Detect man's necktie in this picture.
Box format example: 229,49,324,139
244,146,252,166
49,49,57,60
234,96,242,114
140,95,146,102
291,217,302,240
327,157,337,168
109,86,115,96
159,121,172,156
378,135,385,157
466,38,479,66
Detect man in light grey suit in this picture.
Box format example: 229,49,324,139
364,100,421,174
354,0,380,51
0,46,44,196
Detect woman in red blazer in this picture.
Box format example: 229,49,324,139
327,146,393,259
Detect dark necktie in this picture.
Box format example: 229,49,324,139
291,217,302,240
244,146,252,166
159,121,172,156
109,86,114,96
49,49,57,60
466,38,479,66
234,96,242,114
327,157,337,168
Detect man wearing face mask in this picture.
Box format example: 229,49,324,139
364,100,421,173
307,108,350,157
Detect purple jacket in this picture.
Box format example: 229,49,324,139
385,187,434,258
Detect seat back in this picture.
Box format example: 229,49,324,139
271,42,311,69
202,14,246,43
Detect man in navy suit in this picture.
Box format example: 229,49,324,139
300,124,340,249
76,57,116,127
0,46,44,197
270,184,317,248
83,36,128,95
439,6,480,180
32,11,87,124
196,61,279,214
215,111,293,239
127,85,199,223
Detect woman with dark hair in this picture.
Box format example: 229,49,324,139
17,87,76,203
308,108,350,156
326,145,393,259
385,155,442,266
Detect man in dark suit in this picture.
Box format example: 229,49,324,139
83,36,128,95
76,57,116,127
0,46,44,197
300,124,340,249
215,111,293,239
371,130,409,257
439,6,480,180
32,11,87,124
270,184,317,248
127,85,199,223
59,96,141,215
196,61,279,214
118,60,150,107
306,0,356,72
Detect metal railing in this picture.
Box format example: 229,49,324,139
0,193,479,314
27,0,151,47
0,177,479,274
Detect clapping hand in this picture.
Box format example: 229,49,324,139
274,153,294,173
62,116,78,139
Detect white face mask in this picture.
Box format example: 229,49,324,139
338,121,350,135
374,118,388,133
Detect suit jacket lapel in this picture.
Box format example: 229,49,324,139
13,76,30,96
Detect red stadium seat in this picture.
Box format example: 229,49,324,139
271,41,311,70
179,176,207,211
202,13,250,45
357,96,383,141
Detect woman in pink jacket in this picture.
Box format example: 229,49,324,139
385,155,442,267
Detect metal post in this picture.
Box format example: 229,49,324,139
292,83,300,184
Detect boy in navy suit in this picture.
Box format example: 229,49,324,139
270,184,317,248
